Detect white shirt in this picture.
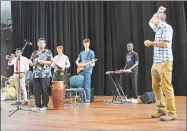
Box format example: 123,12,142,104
8,56,30,73
53,54,70,72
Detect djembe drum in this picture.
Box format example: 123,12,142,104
51,81,66,110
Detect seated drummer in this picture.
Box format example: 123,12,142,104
51,45,70,82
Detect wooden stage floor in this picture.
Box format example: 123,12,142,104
1,96,186,131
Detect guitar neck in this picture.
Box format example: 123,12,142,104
85,61,92,65
84,59,96,65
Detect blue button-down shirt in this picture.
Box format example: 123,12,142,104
151,22,173,63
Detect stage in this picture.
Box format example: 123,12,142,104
1,96,186,131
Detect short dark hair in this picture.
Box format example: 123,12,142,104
83,38,90,43
37,37,46,43
16,48,22,52
127,42,134,47
56,45,63,51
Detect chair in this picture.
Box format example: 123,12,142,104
65,75,87,106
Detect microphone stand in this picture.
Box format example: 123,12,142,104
9,41,36,117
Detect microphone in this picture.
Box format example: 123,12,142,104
27,41,32,45
24,39,32,45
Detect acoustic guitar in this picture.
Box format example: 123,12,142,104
77,59,97,74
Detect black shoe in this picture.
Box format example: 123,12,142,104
126,95,133,99
22,101,28,106
11,102,19,106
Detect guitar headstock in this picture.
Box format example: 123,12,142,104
92,58,97,62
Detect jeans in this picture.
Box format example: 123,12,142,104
80,72,92,102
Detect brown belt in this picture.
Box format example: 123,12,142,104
14,72,24,74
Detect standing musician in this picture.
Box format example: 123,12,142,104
29,38,53,111
76,38,96,104
51,45,70,81
7,48,29,106
144,6,177,121
124,42,139,104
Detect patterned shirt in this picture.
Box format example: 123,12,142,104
30,49,53,78
151,22,173,63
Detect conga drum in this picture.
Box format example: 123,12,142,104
8,75,15,88
51,81,66,110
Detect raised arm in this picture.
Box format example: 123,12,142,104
149,6,166,29
7,54,17,66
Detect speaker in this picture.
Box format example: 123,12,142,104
140,92,156,104
3,29,12,40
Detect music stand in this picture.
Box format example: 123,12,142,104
9,42,36,117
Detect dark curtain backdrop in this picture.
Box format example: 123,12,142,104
11,1,187,96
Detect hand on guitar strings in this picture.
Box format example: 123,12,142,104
78,62,86,67
88,61,95,67
60,67,66,71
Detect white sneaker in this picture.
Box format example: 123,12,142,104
126,98,133,103
131,98,138,104
40,107,48,111
126,99,131,103
31,107,40,111
85,100,90,105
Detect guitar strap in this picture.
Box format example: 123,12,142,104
77,50,91,74
85,50,91,61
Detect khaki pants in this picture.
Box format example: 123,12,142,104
12,74,28,101
151,61,176,114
